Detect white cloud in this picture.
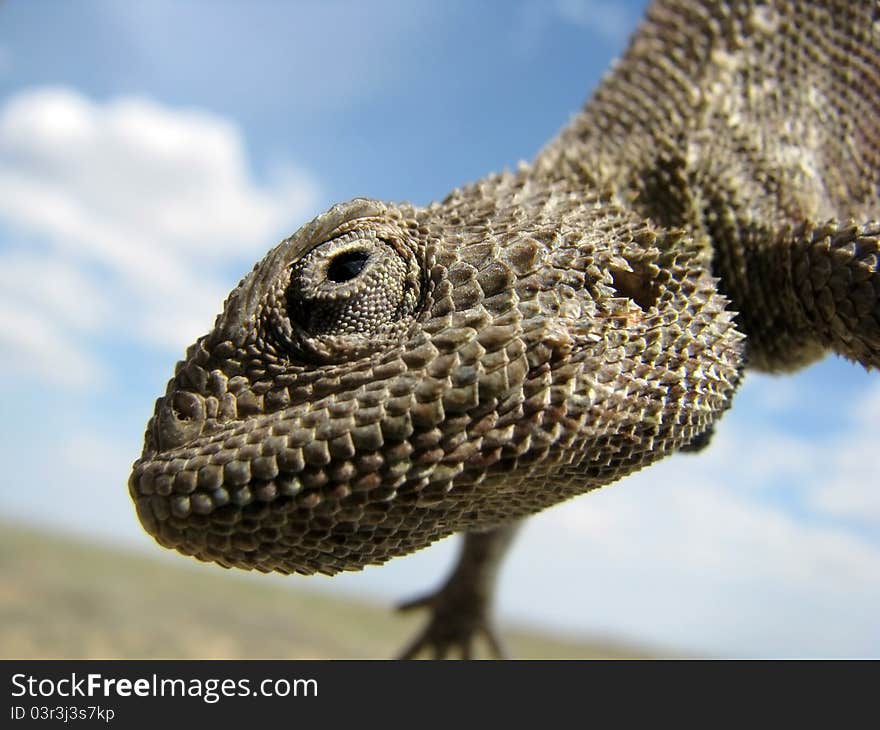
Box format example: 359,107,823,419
512,0,637,56
807,381,880,523
0,250,111,386
505,426,880,656
60,431,135,483
285,370,879,657
0,299,106,388
0,87,321,385
0,251,110,331
0,425,150,550
814,476,880,523
551,468,879,590
554,0,636,43
0,89,316,257
741,372,804,413
510,380,880,656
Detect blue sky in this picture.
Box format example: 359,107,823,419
1,0,878,657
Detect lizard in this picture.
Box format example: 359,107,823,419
129,0,880,658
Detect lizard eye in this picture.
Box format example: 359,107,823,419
285,230,418,339
326,249,370,282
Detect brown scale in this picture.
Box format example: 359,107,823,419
130,1,879,657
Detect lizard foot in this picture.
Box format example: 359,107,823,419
395,586,507,660
393,525,519,659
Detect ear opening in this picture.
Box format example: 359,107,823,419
608,261,660,310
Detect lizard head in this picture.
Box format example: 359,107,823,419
130,174,743,575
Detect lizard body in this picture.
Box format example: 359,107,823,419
130,0,880,657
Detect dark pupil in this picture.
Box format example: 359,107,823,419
327,249,370,283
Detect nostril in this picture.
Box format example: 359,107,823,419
154,391,206,452
171,390,206,422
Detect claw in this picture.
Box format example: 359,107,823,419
396,593,434,613
396,631,428,660
482,626,509,660
394,590,505,659
394,525,520,659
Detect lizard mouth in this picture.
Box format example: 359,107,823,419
128,388,463,576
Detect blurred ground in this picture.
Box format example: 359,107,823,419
0,521,663,659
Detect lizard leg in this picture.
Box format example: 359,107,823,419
784,221,880,369
396,521,520,660
716,219,880,371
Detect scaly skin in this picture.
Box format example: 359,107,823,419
129,1,880,657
